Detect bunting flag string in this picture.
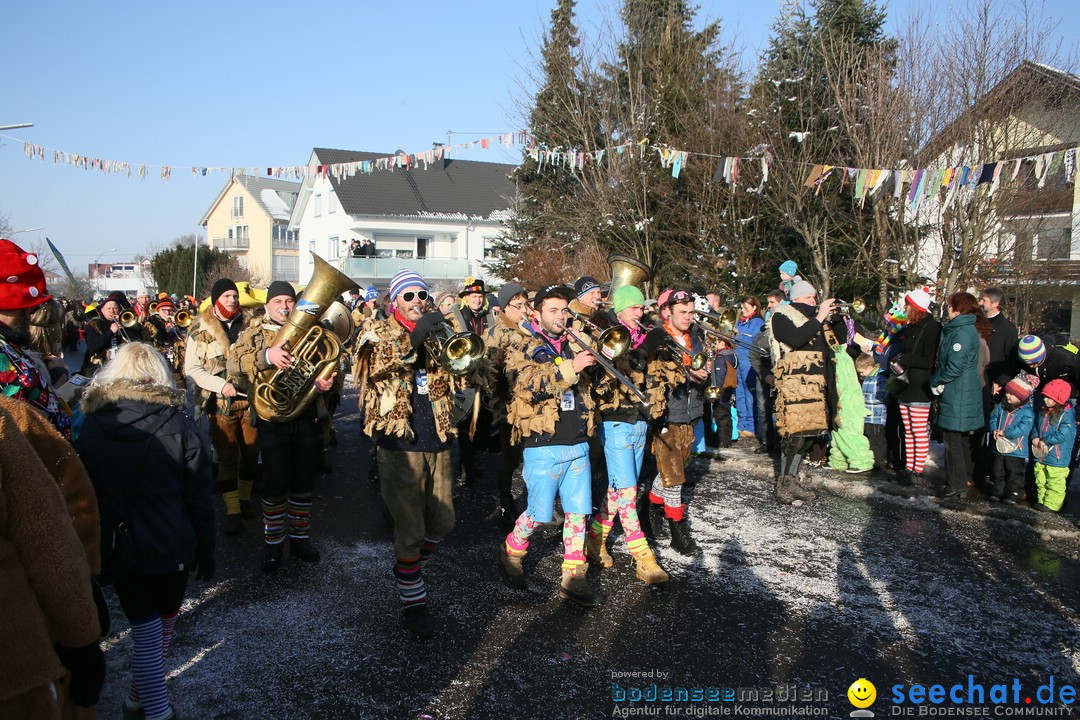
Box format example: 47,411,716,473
4,130,1077,211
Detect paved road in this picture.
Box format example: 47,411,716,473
89,382,1080,720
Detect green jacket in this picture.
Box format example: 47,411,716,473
930,314,984,432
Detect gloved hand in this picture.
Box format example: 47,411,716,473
410,312,447,351
642,328,670,357
192,546,216,581
55,641,105,707
625,348,648,373
931,384,945,396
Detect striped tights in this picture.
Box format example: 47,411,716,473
900,403,931,474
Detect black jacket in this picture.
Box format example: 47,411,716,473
985,312,1018,386
1033,346,1080,399
75,380,215,575
895,315,941,404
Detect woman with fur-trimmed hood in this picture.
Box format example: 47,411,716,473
76,342,215,720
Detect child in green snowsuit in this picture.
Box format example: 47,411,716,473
828,345,876,473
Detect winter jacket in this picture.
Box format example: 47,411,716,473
893,315,941,404
988,401,1034,459
661,327,706,426
1029,346,1080,400
184,306,252,412
767,302,836,437
862,370,888,426
930,313,984,432
733,314,764,371
0,401,100,707
1033,404,1076,468
76,380,215,576
985,312,1018,386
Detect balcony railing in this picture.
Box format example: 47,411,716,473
337,256,471,282
212,236,249,250
272,237,299,250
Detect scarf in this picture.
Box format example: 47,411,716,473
664,318,693,367
215,299,240,321
393,307,417,332
531,320,567,355
624,320,646,349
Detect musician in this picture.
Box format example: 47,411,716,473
134,287,152,320
448,277,496,480
569,276,602,327
356,269,485,638
0,239,73,440
497,284,602,608
186,279,257,536
81,291,143,376
585,285,669,584
639,289,708,555
765,280,836,504
146,297,186,388
485,282,532,530
230,280,330,571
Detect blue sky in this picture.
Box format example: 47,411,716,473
1,0,1075,269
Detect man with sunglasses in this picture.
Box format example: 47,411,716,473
638,289,708,555
497,284,603,608
356,269,486,638
486,283,532,530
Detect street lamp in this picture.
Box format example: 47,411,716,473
92,248,118,295
10,227,44,236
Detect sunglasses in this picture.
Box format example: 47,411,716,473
401,290,429,302
665,290,693,305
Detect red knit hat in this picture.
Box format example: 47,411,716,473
0,239,52,311
1042,379,1072,406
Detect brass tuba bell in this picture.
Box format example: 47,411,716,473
252,253,359,422
607,254,653,299
426,321,485,375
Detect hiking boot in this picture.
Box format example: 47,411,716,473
261,543,284,572
289,538,321,563
559,566,602,608
667,518,699,555
497,548,527,590
790,476,817,501
634,550,670,584
775,475,797,504
223,514,243,536
403,604,434,639
585,530,613,568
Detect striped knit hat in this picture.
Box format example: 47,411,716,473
388,269,427,300
1018,335,1046,365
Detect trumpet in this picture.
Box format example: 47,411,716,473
559,322,649,407
693,311,769,357
175,310,192,328
831,298,866,317
566,308,631,361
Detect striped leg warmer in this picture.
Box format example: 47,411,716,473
262,498,287,545
900,404,931,474
127,610,179,709
419,536,441,567
394,557,426,607
128,615,171,720
286,495,312,539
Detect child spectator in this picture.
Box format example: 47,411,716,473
778,260,802,300
710,339,738,448
987,377,1034,504
856,353,889,471
1030,378,1075,512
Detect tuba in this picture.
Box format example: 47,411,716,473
607,254,652,299
252,253,359,422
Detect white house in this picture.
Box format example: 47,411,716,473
289,148,516,289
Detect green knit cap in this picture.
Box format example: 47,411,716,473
612,285,646,313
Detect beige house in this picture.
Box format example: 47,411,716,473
199,175,302,284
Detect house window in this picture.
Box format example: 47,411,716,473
416,237,429,259
273,254,299,278
314,193,322,217
483,237,498,259
328,193,336,214
396,249,414,259
308,240,316,256
1037,225,1071,261
329,236,340,259
232,195,243,218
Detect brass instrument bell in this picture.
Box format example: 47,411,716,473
607,254,652,298
174,310,193,328
119,310,139,328
426,323,485,376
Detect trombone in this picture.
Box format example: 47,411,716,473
693,311,769,357
558,321,649,407
831,298,866,318
566,307,632,361
116,309,140,343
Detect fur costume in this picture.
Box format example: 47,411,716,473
185,305,251,411
768,303,830,437
593,353,672,420
355,315,487,443
0,400,99,708
504,331,597,444
486,312,534,424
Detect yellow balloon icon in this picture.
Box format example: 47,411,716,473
848,679,876,708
